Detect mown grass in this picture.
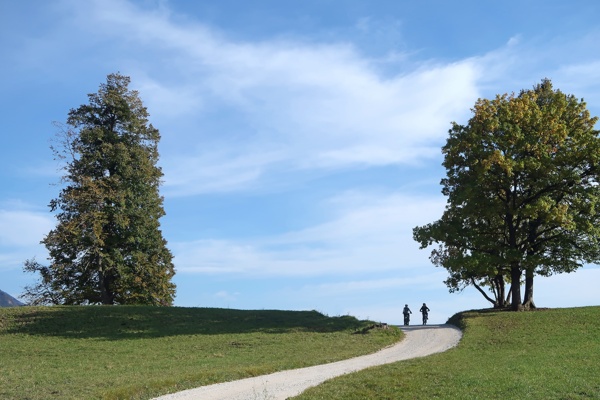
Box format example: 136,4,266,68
293,306,600,399
0,306,401,400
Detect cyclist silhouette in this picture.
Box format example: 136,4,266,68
419,303,430,325
402,304,412,326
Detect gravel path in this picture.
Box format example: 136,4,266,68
152,324,462,400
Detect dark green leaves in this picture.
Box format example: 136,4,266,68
24,73,176,306
414,79,600,309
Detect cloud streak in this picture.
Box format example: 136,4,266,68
56,0,483,196
0,210,53,248
172,192,445,277
0,208,53,271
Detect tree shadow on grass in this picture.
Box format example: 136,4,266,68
1,306,371,340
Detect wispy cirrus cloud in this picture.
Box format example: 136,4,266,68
0,209,53,248
0,207,53,271
12,0,600,199
171,192,445,276
52,0,482,196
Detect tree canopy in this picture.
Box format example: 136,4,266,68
413,79,600,310
24,73,176,305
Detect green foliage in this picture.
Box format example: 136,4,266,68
23,73,175,305
294,306,600,399
0,306,402,400
414,79,600,309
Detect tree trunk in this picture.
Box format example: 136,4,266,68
100,279,114,305
510,262,523,311
494,274,507,308
98,258,114,305
522,268,536,309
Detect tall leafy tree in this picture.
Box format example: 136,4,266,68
414,79,600,310
24,73,176,305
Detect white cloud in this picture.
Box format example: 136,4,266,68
59,0,482,195
472,31,600,108
162,150,285,196
172,192,445,277
298,272,447,298
0,210,54,248
15,0,600,198
0,209,53,272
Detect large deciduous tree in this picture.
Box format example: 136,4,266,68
413,79,600,310
24,73,176,305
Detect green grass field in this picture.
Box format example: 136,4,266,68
3,305,599,399
0,306,401,400
293,306,600,399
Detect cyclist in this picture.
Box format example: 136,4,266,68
420,303,430,325
402,304,412,326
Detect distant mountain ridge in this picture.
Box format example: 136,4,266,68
0,289,23,307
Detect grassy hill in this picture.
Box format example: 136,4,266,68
3,305,598,399
0,306,400,400
293,306,600,399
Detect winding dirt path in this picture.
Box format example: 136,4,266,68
152,324,462,400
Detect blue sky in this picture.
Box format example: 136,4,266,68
1,0,600,324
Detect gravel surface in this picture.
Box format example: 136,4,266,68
152,324,462,400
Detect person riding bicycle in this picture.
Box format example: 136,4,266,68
402,304,412,326
420,303,430,325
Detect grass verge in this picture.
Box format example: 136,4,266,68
0,306,401,400
292,306,600,399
